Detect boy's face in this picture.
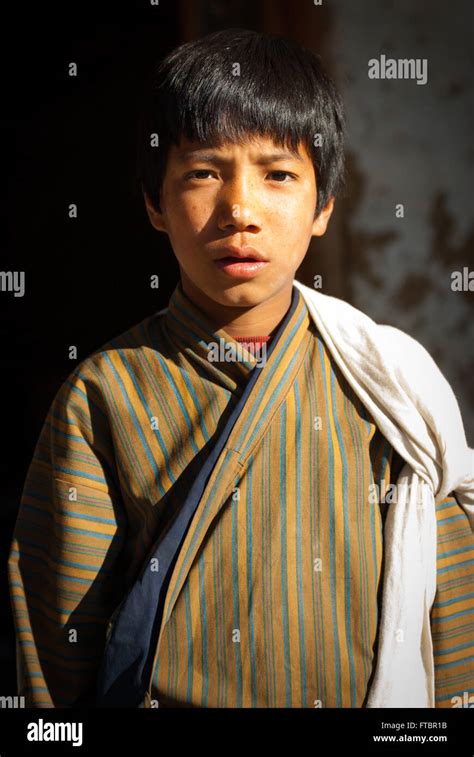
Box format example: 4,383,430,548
144,133,334,311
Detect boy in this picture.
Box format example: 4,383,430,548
8,29,473,709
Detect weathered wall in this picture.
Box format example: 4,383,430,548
329,0,474,444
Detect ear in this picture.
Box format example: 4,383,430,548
142,187,168,233
311,196,335,237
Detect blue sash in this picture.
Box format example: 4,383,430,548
95,286,300,706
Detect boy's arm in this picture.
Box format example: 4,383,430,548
431,492,474,708
8,362,127,707
385,449,474,707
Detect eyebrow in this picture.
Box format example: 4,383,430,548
178,150,304,164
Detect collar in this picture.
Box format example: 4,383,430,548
161,280,310,392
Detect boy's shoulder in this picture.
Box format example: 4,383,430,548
57,307,169,399
295,278,436,371
89,307,168,360
296,281,461,445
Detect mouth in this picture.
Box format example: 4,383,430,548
213,255,269,279
217,256,261,263
214,245,268,263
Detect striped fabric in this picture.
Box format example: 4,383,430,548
8,281,473,708
381,457,474,708
431,499,474,706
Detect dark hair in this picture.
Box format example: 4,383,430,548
136,28,345,218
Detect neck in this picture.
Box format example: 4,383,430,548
180,273,293,338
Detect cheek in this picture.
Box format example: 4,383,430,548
166,197,205,239
180,194,209,225
272,199,315,238
271,183,316,221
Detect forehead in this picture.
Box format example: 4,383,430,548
171,133,312,163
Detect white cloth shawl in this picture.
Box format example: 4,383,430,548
293,278,474,708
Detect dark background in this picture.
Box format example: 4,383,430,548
1,0,473,696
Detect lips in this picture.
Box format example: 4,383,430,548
219,256,258,263
213,257,269,279
214,246,268,262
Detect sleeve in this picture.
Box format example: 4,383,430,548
430,492,474,708
7,361,128,707
384,447,474,707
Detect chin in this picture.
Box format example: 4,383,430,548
209,282,267,308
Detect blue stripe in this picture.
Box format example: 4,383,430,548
318,337,342,707
435,655,474,670
437,559,474,575
198,552,209,706
279,402,291,706
433,592,474,608
184,582,193,702
438,546,474,559
330,359,356,706
434,641,474,656
432,607,474,623
20,501,118,526
294,383,307,704
246,462,258,707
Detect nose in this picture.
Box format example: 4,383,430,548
216,177,262,233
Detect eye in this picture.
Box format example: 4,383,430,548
267,171,296,182
185,170,215,180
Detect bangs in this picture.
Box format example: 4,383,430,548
137,29,345,216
